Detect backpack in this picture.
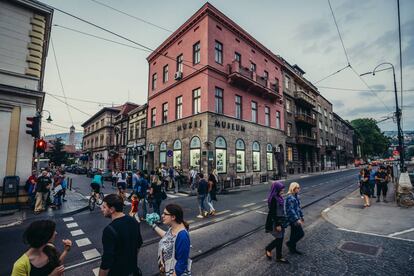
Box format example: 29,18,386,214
24,179,31,192
121,172,127,180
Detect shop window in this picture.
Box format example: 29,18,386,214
159,142,167,165
287,147,293,161
252,141,261,171
236,139,245,173
267,144,273,171
173,139,182,168
190,136,201,170
215,136,227,174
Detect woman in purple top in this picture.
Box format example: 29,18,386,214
265,181,289,263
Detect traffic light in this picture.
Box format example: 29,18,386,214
36,139,47,154
26,116,40,138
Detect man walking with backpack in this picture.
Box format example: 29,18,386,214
134,171,149,220
99,194,143,276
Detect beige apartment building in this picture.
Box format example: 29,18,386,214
0,0,53,204
81,106,121,170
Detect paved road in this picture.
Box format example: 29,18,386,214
0,169,360,275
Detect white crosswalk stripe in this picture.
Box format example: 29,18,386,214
82,248,100,260
70,229,85,236
75,238,92,247
62,217,74,222
66,222,78,228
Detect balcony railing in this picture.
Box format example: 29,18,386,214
227,60,280,100
295,113,316,126
294,90,316,108
296,135,317,147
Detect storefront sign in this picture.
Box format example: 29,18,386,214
214,120,245,132
177,120,202,131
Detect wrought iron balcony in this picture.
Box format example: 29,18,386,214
227,61,281,100
294,90,316,108
295,113,317,127
296,135,317,147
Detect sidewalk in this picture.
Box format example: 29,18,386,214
0,189,88,228
322,180,414,241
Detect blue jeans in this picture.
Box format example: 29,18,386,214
198,194,207,214
53,194,62,206
369,180,376,197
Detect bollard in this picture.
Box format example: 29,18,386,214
69,178,73,191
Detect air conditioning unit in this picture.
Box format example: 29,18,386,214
174,71,183,80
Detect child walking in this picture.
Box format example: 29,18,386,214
129,194,140,222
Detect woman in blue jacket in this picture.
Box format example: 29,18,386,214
285,182,305,255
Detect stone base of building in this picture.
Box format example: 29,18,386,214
146,112,286,187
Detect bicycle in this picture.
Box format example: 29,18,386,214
88,189,104,211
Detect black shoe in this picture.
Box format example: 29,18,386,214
293,250,304,255
376,198,380,202
383,199,388,203
372,195,377,198
286,242,295,253
62,199,67,202
276,258,290,264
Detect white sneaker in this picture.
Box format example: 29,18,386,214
124,201,131,206
196,215,203,219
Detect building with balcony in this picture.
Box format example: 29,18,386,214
0,0,53,204
282,61,319,174
317,94,335,170
126,104,147,171
333,113,355,167
110,102,139,170
81,106,122,170
146,3,286,186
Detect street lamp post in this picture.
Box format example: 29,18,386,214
361,62,405,172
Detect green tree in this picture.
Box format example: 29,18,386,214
48,137,67,166
351,118,390,158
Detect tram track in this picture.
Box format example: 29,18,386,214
65,171,357,273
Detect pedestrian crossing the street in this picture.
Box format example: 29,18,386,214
84,192,188,200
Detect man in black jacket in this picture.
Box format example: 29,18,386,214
99,194,143,276
34,170,52,214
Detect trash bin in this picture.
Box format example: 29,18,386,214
2,176,20,195
1,176,20,210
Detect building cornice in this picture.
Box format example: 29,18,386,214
81,107,121,127
146,3,284,68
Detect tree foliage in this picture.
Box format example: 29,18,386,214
351,118,390,158
48,137,67,165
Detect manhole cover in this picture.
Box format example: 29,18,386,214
339,241,381,256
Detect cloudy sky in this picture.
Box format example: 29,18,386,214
38,0,414,135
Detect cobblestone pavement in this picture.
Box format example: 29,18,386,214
192,217,414,276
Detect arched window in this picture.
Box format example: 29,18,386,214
159,142,167,165
189,136,201,170
267,144,273,171
215,136,227,173
252,141,261,171
173,139,182,168
236,139,245,172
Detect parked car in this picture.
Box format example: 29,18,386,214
74,166,87,174
87,168,98,178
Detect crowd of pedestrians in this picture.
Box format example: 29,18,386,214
25,168,69,215
358,164,394,208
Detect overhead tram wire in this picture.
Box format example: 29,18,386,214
327,0,351,66
47,93,93,117
89,0,173,33
326,0,393,113
53,24,151,53
45,4,239,89
51,37,74,125
45,91,121,105
316,86,414,93
314,64,350,84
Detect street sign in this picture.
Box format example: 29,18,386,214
167,150,173,157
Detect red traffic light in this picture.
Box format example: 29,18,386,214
36,139,47,153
